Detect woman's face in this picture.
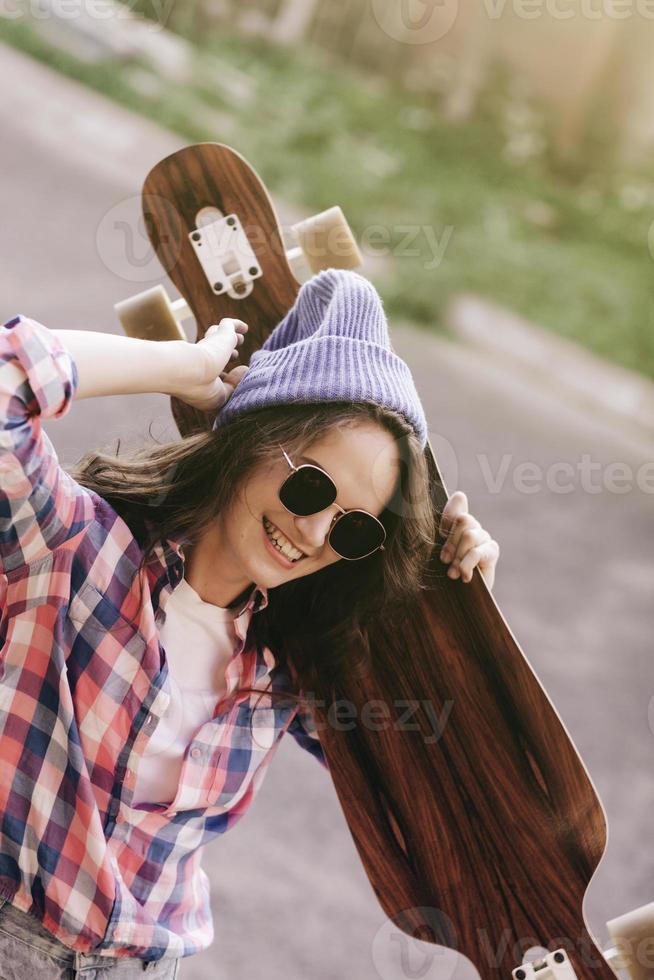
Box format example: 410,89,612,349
213,421,401,594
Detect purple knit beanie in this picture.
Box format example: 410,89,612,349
211,268,428,449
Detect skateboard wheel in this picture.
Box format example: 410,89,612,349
291,206,362,275
114,285,190,342
606,901,654,979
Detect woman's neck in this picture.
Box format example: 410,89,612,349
182,531,253,609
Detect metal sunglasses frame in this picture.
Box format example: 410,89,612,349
277,444,386,560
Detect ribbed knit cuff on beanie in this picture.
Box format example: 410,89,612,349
212,268,427,449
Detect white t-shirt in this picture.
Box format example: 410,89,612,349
131,575,250,806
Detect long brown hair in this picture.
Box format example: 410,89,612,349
63,401,438,713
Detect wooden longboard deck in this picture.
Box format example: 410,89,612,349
141,143,614,979
142,143,298,439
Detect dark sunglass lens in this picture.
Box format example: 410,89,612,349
329,511,385,560
279,467,336,517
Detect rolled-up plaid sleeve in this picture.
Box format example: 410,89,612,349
286,695,329,770
0,314,93,572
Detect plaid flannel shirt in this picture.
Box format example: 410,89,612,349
0,314,327,962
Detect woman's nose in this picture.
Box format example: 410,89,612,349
294,508,339,552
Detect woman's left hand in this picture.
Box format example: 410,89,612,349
438,491,500,590
177,319,249,412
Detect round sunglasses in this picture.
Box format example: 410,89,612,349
276,445,386,561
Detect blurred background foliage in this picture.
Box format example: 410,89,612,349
2,0,654,378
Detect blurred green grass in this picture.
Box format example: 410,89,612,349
2,18,654,380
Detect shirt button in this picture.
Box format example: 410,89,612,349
125,769,133,781
190,746,202,759
145,713,154,727
115,813,125,824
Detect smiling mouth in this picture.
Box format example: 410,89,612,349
263,517,308,563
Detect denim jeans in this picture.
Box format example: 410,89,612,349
0,897,181,979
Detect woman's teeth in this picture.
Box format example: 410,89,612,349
263,517,306,563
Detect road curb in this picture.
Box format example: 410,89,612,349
445,294,654,449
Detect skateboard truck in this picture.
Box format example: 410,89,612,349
512,949,577,979
510,900,654,979
115,204,362,341
188,212,261,300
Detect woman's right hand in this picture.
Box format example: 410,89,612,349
177,319,249,412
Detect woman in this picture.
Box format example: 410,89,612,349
0,269,499,977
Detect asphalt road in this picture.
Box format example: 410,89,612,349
1,42,652,980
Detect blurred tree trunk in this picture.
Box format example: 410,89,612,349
599,18,654,167
269,0,320,44
440,5,492,122
338,2,368,64
166,0,209,42
551,17,625,164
